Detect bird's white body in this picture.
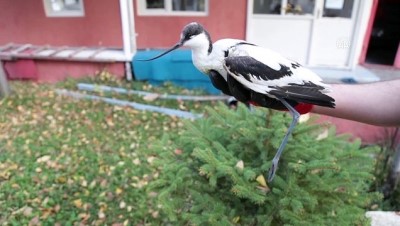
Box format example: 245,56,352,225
185,34,330,98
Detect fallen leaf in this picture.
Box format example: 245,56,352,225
256,175,268,188
298,113,310,123
115,187,123,195
147,156,156,164
98,211,106,219
23,206,33,216
29,216,40,226
143,93,159,102
151,210,159,218
127,206,133,212
54,204,61,213
119,201,126,209
174,149,183,155
257,186,271,194
316,128,329,141
232,216,240,223
235,160,244,170
73,199,83,209
36,155,51,163
132,158,141,165
78,213,91,221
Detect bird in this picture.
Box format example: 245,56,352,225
140,22,335,182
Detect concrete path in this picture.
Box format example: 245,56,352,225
366,211,400,226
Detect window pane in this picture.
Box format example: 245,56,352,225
50,0,81,12
254,0,315,16
172,0,205,12
146,0,165,9
323,0,354,18
253,0,282,15
285,0,315,15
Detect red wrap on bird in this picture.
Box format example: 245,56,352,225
249,101,313,115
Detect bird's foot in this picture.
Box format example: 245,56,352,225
268,158,279,182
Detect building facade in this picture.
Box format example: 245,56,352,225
1,0,398,82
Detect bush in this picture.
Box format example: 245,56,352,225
149,104,382,225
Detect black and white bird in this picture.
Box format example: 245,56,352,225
141,22,335,181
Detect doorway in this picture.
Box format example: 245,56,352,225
364,0,400,66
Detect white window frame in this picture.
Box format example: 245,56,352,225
43,0,85,17
137,0,208,16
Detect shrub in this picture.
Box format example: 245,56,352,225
149,104,381,225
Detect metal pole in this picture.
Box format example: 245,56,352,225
0,60,11,98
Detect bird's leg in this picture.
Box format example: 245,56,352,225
268,97,300,182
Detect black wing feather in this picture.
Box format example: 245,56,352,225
224,56,293,81
224,56,335,108
269,82,335,108
208,70,232,96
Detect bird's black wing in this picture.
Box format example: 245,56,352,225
208,70,232,96
224,56,335,108
208,70,290,110
224,56,293,82
268,82,335,108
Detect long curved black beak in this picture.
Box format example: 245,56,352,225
138,42,183,61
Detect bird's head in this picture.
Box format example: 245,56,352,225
139,22,212,61
180,22,211,50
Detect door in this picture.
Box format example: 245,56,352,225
246,0,316,65
247,0,360,68
309,0,359,67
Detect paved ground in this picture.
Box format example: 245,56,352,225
365,65,400,81
309,65,400,84
366,211,400,226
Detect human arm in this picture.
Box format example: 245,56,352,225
311,79,400,127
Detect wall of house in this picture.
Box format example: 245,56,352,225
0,0,123,47
318,115,400,147
0,0,125,82
133,0,247,49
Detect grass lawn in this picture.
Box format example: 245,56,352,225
0,74,218,225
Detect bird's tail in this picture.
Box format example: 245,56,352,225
269,82,335,108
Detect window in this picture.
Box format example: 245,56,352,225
137,0,208,16
323,0,354,18
43,0,85,17
253,0,315,16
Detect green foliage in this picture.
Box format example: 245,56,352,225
0,79,212,225
371,142,400,210
150,104,382,225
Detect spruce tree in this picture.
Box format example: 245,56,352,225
149,104,381,225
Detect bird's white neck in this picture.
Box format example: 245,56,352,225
191,45,212,71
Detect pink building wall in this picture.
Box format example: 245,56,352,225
0,0,125,81
319,116,400,148
0,0,123,47
133,0,247,49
